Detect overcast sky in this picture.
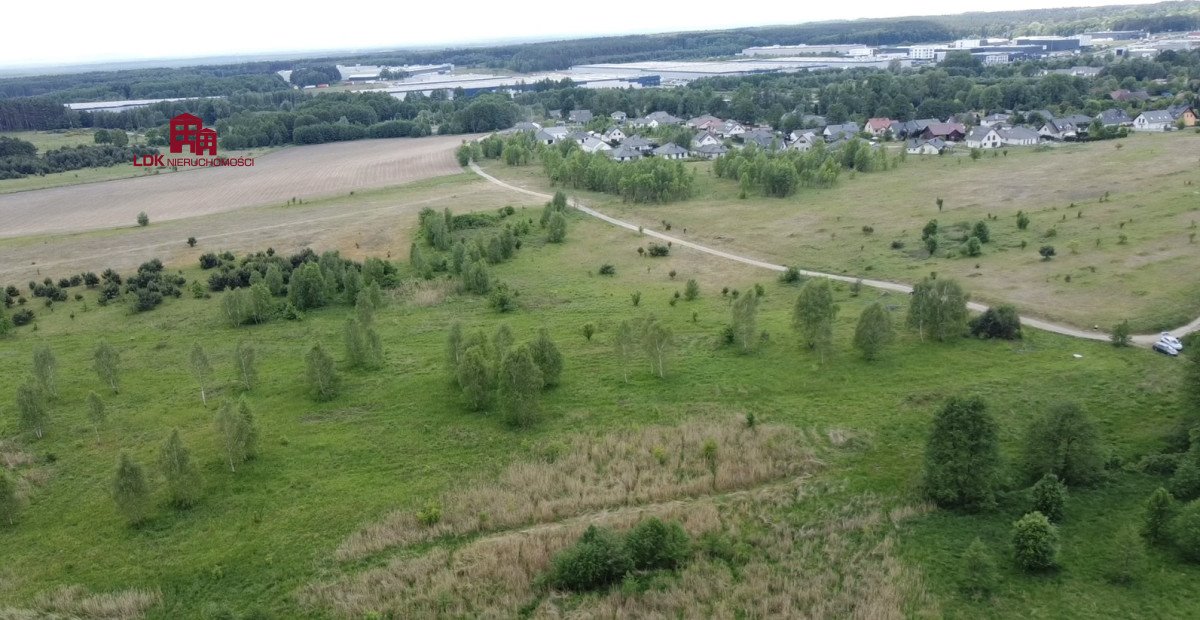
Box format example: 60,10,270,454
0,0,1165,68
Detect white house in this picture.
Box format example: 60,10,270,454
602,127,626,143
1133,110,1175,132
581,137,612,154
718,120,746,138
965,127,1003,149
997,126,1040,146
687,115,722,130
610,111,627,123
905,138,947,155
694,132,722,147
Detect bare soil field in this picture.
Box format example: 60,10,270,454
0,134,468,238
0,174,515,283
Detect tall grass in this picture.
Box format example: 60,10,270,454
0,585,160,619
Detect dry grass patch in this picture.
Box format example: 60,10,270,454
335,418,824,561
400,278,456,307
0,585,160,620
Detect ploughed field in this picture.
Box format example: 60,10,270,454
0,135,466,238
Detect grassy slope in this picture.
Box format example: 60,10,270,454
0,178,1194,617
481,131,1200,332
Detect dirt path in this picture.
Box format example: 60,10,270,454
469,162,1194,347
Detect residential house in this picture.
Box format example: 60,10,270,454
568,109,593,124
622,135,656,152
1038,118,1078,140
893,118,939,139
581,137,612,154
1168,104,1197,127
686,115,723,130
511,121,541,132
965,127,1003,149
645,111,683,126
1097,108,1134,127
1110,89,1151,103
997,126,1040,146
718,120,747,138
610,111,627,123
919,122,966,141
602,127,627,143
567,130,591,145
692,143,728,160
607,145,643,162
788,129,818,144
535,126,570,145
742,128,781,150
1133,110,1175,131
653,143,689,160
906,138,948,155
1063,114,1094,128
865,117,894,136
547,109,563,120
787,137,814,152
694,131,722,148
823,122,860,141
980,113,1011,127
799,114,827,128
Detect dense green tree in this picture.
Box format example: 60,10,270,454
907,277,968,342
305,343,339,401
15,378,48,439
923,395,1001,511
1105,525,1146,585
792,279,838,362
498,345,544,428
1143,487,1175,545
344,316,383,370
159,429,203,509
548,525,633,591
853,302,894,361
1021,402,1105,486
287,262,327,311
93,341,120,394
31,344,58,399
972,221,991,243
1171,499,1200,562
112,453,151,526
457,345,493,411
1032,473,1067,523
1012,511,1059,572
684,279,700,301
529,328,564,387
969,305,1022,340
462,260,491,295
547,212,568,243
626,518,691,570
1183,347,1200,418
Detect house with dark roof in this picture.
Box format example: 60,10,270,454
1038,118,1078,140
607,145,643,162
653,143,689,160
645,111,683,125
1168,104,1196,127
981,113,1011,127
742,128,781,150
622,135,656,152
1097,108,1133,127
691,143,728,159
568,109,593,124
906,138,948,155
997,126,1040,146
893,118,939,139
919,122,966,141
823,123,860,141
687,115,723,130
1110,89,1150,102
1133,110,1175,131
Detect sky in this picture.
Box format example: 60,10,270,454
0,0,1167,69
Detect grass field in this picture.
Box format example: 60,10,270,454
0,172,1195,618
0,135,467,237
480,132,1200,332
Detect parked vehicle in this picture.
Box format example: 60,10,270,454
1160,332,1184,351
1153,341,1179,356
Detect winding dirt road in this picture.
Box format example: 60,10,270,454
469,162,1195,348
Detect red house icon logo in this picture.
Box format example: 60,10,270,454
169,113,218,156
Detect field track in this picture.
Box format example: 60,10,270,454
0,135,467,238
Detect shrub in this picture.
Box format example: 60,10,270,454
1017,211,1030,230
1039,245,1056,260
1143,487,1175,544
417,502,442,526
779,266,803,284
1111,320,1131,347
547,525,633,591
598,264,616,276
684,279,699,301
861,225,874,235
965,236,982,257
12,309,34,326
647,243,669,257
1012,511,1059,572
625,518,691,571
1172,499,1200,562
890,240,905,250
187,237,197,247
582,323,595,341
972,221,990,243
488,282,517,313
631,291,641,306
959,538,997,599
136,212,149,227
1170,458,1200,501
969,305,1022,340
1031,473,1067,523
